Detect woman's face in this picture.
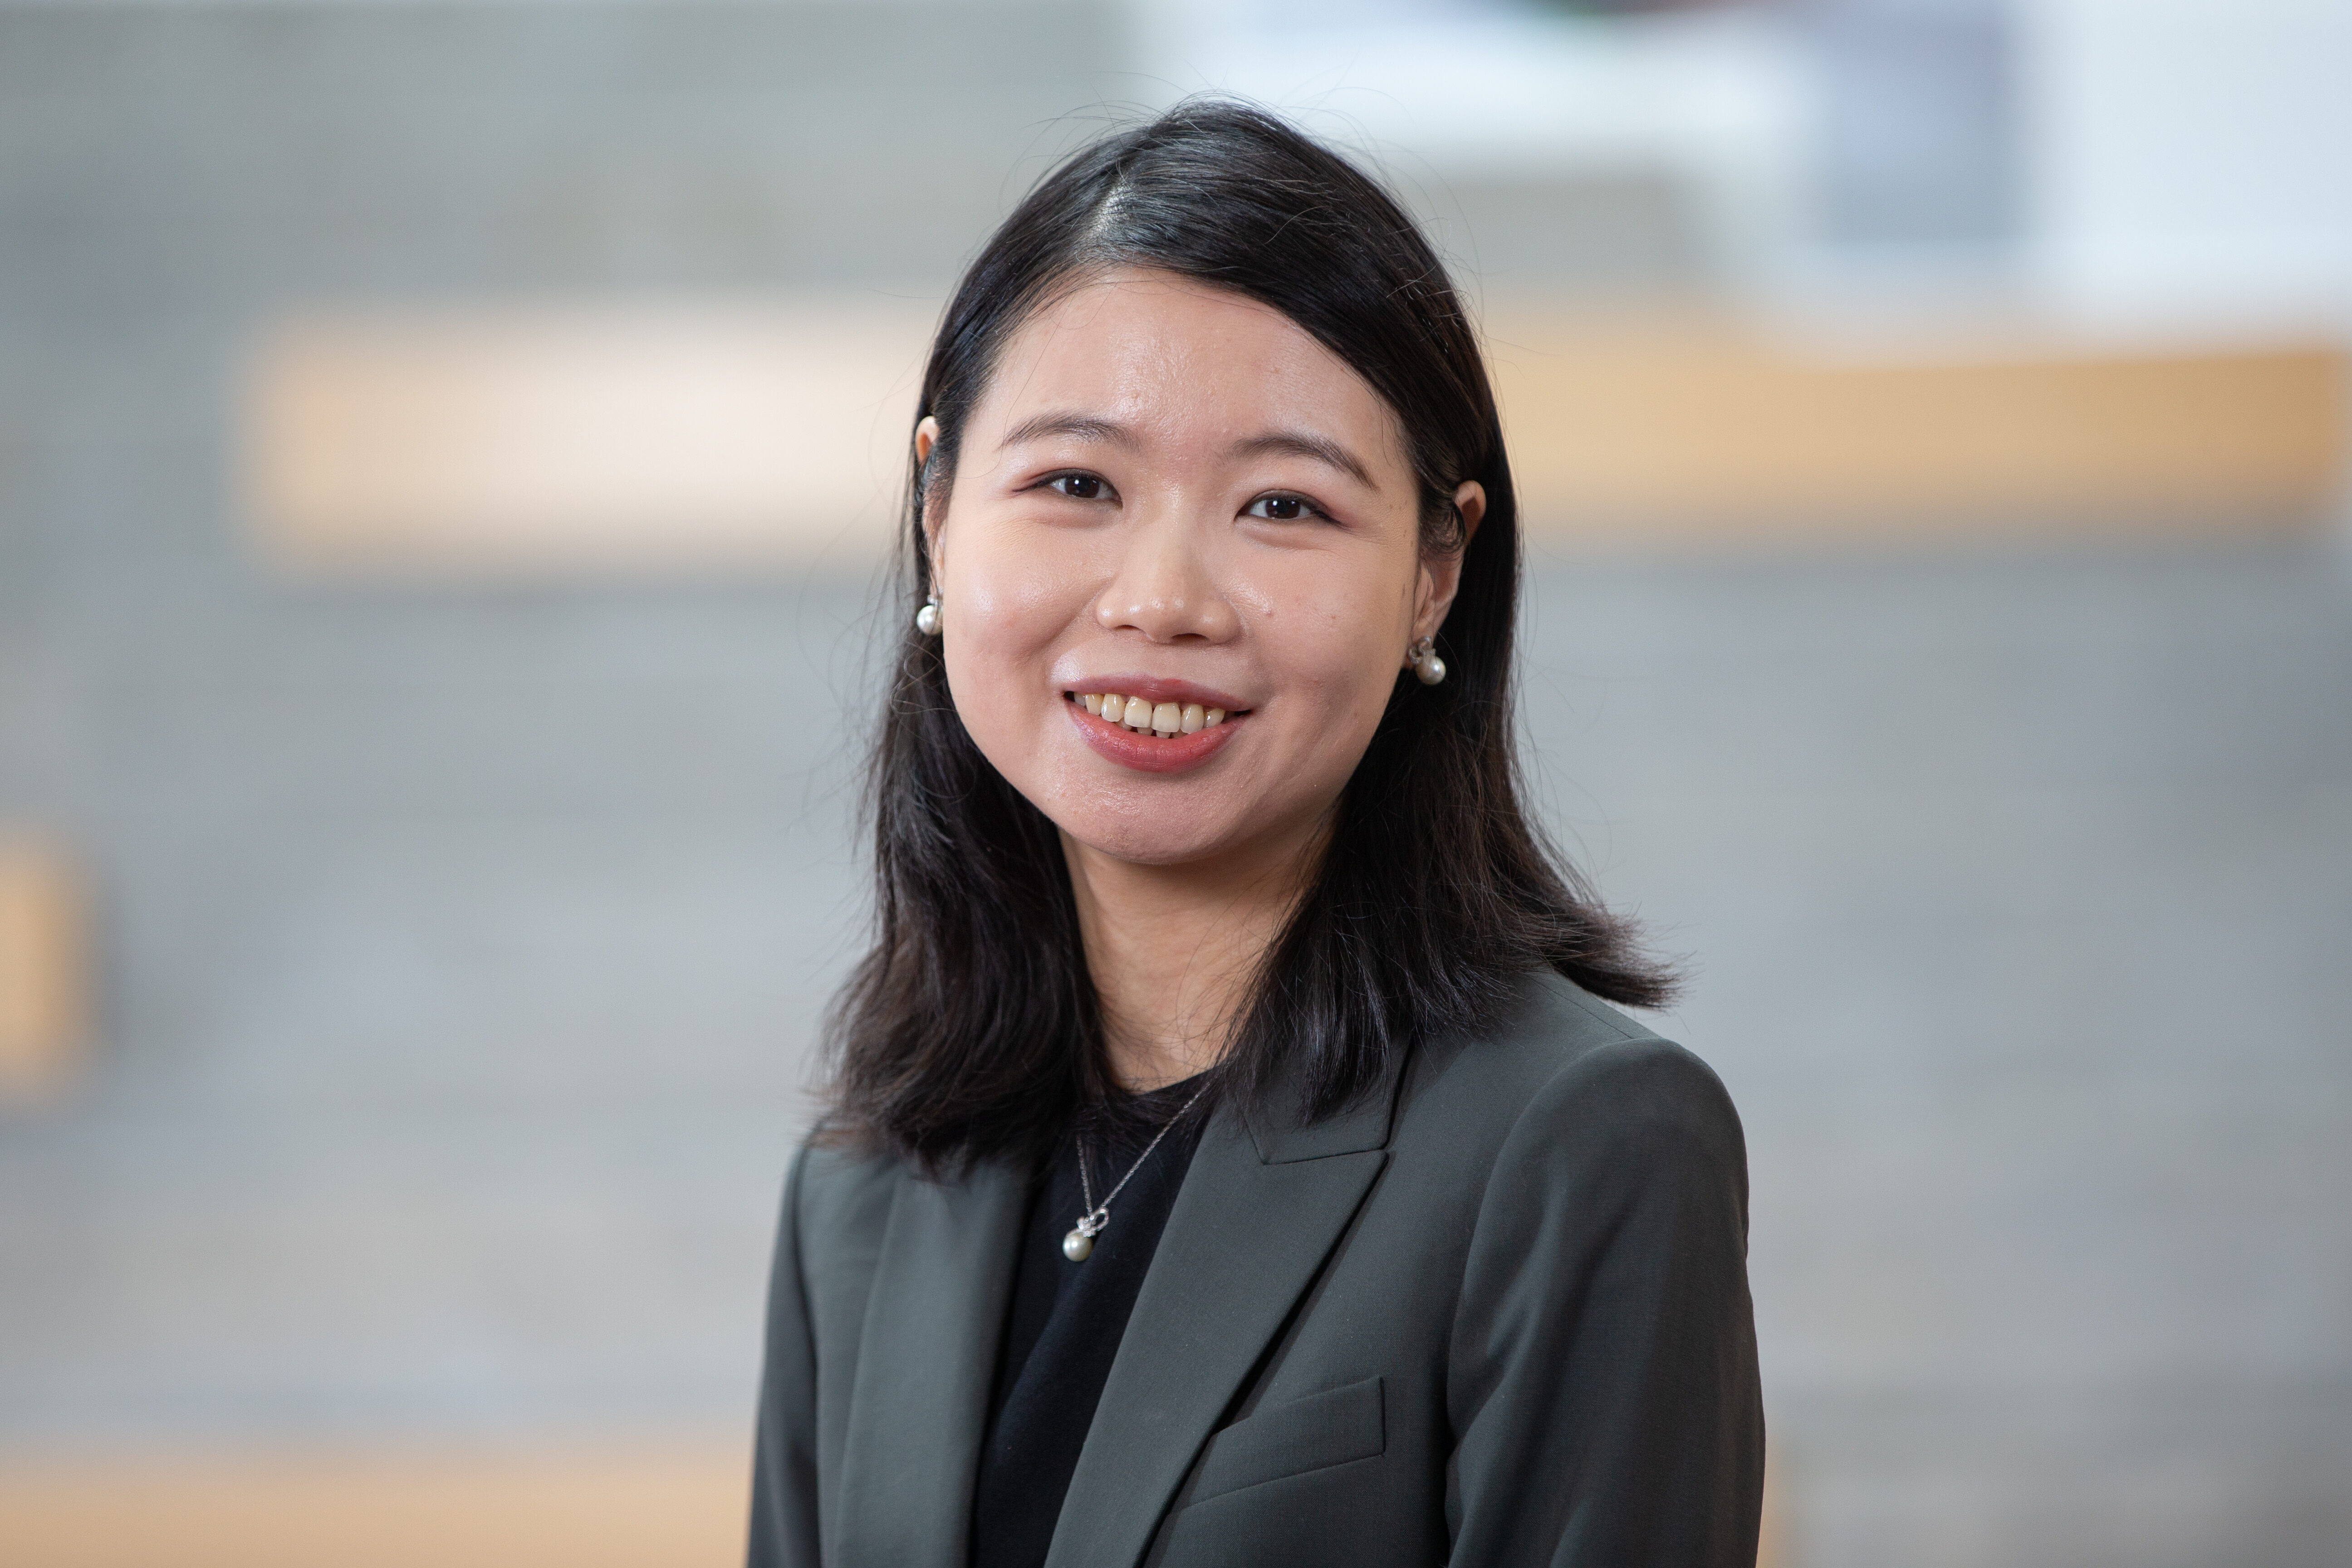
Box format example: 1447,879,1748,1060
925,267,1472,870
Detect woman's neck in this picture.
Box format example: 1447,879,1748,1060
1062,816,1326,1092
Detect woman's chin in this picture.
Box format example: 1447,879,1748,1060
1052,804,1259,870
1062,825,1235,869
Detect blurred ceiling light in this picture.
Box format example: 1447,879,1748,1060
245,300,937,573
2019,0,2352,324
1486,312,2346,540
241,296,2342,564
1132,0,1813,281
0,837,86,1106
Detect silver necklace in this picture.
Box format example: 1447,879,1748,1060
1062,1083,1210,1262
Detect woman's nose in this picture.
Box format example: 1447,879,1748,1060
1093,510,1240,644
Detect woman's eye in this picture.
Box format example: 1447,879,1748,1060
1048,473,1108,500
1245,493,1318,522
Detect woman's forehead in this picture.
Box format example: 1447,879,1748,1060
970,268,1408,475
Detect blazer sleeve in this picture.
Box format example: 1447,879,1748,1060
748,1142,822,1568
1445,1036,1764,1568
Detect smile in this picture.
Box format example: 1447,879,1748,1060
1077,691,1230,735
1062,684,1252,774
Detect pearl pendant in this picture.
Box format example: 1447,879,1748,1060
1062,1228,1094,1262
914,601,941,636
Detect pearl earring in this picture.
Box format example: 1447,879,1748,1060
915,595,941,636
1409,636,1446,686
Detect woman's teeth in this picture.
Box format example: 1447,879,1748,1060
1077,692,1228,735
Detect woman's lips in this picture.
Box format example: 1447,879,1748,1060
1063,690,1249,774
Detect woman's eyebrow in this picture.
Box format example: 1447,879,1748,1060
998,412,1135,450
1232,430,1375,488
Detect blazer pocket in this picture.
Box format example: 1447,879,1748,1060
1185,1376,1385,1507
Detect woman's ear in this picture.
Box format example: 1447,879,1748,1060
1413,480,1485,641
915,416,945,583
1453,479,1485,545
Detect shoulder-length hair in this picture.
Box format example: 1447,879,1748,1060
823,100,1673,1171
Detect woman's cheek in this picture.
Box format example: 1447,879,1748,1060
1261,567,1408,716
940,606,1023,762
943,526,1082,727
1263,631,1399,789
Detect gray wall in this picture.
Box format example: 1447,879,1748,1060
2,7,2348,1566
0,0,1132,1445
1532,545,2352,1567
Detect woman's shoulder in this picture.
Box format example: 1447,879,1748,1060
1380,972,1752,1294
1403,970,1745,1179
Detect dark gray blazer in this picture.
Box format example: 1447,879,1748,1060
749,973,1763,1567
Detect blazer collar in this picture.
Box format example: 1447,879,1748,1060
1242,1048,1406,1163
829,1049,1411,1568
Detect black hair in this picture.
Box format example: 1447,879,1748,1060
823,100,1673,1171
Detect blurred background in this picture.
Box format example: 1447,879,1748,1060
1,0,2347,1563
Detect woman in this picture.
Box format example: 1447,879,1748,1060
750,102,1762,1568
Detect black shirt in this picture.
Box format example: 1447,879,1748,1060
970,1078,1210,1568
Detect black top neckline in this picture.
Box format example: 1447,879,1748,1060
1069,1066,1216,1147
969,1069,1213,1568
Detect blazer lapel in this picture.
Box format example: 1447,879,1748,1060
1040,1066,1405,1568
832,1156,1028,1568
